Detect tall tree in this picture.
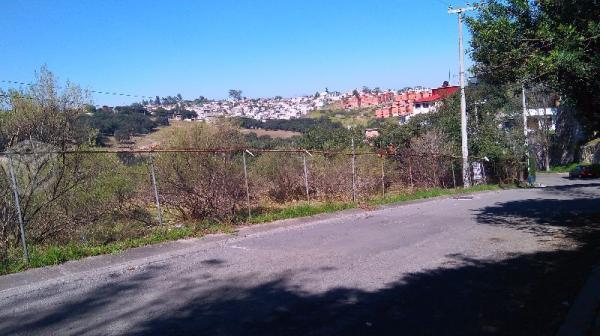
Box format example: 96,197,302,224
228,89,242,101
468,0,600,135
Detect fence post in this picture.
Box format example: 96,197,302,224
432,154,438,187
381,156,385,198
7,155,29,263
148,155,163,227
451,160,457,189
243,150,251,218
408,155,414,188
351,137,356,203
303,153,310,203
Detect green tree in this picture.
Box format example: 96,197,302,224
375,82,525,163
467,0,600,135
228,89,243,101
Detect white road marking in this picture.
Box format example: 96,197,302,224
228,245,250,251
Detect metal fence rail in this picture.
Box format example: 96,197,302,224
0,147,526,265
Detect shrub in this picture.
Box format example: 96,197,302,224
250,153,306,202
309,155,352,201
155,121,247,221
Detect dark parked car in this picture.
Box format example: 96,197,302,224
569,164,600,179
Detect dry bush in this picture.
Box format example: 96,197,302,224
309,154,352,201
62,154,151,244
407,130,457,188
250,153,306,203
355,155,386,200
0,67,151,267
378,157,408,193
5,149,146,245
0,165,17,269
155,122,246,221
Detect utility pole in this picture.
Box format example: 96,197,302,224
522,84,532,183
351,136,356,203
449,5,476,188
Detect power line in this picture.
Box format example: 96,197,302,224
0,93,111,108
0,79,156,99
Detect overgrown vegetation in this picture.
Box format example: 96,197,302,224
549,163,581,174
372,82,527,182
467,0,599,137
77,104,168,146
307,107,377,128
0,68,154,271
0,67,531,275
234,116,339,133
1,184,510,275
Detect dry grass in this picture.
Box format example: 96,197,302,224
129,121,193,149
112,121,301,149
240,128,302,139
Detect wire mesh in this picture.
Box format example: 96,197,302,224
0,147,525,267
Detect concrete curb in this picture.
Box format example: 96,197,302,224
557,266,600,336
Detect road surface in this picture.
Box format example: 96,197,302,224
1,174,599,335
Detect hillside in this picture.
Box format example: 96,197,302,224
115,121,301,149
306,107,377,128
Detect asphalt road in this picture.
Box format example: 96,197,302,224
1,174,599,335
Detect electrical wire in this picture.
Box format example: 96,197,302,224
1,79,155,99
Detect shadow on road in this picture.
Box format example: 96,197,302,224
2,182,599,335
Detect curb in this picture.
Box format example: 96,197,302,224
557,266,600,336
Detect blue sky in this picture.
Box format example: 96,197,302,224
0,0,474,105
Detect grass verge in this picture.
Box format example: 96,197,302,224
2,184,512,276
369,184,505,206
249,202,354,224
549,163,581,173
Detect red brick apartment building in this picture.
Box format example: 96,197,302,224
343,91,395,109
375,85,459,119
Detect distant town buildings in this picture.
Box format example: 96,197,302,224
140,83,460,123
342,91,395,109
144,91,344,121
375,84,460,123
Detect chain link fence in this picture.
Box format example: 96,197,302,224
0,147,525,267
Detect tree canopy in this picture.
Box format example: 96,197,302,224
467,0,600,135
228,89,243,101
374,84,525,163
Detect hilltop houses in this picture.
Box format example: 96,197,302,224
142,83,459,123
375,84,460,123
145,91,343,121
